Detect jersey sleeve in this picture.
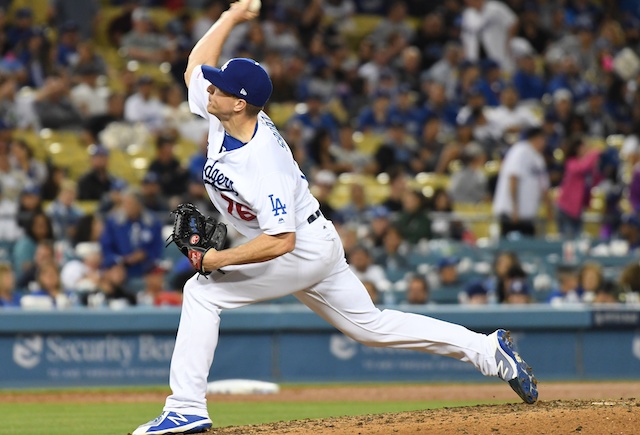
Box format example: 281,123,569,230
254,172,297,235
501,146,525,177
188,66,211,119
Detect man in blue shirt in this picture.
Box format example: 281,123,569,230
100,188,163,281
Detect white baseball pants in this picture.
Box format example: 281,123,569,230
164,217,498,416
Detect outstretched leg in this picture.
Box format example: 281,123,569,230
296,259,537,403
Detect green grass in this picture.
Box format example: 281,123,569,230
0,399,504,435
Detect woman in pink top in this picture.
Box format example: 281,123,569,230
556,136,601,239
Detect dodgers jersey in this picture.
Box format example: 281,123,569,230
188,66,320,239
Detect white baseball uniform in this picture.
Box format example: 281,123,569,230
163,67,499,416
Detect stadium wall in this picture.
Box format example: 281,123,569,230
1,305,639,388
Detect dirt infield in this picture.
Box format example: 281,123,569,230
4,382,640,434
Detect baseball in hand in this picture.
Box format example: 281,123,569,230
240,0,261,13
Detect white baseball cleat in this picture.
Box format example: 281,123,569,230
132,411,212,434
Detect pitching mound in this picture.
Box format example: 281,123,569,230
209,399,639,435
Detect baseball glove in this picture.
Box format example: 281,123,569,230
168,203,227,275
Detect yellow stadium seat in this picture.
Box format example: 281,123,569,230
9,0,49,25
266,103,296,128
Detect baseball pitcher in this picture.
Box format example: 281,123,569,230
132,3,537,434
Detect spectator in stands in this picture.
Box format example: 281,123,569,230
374,120,422,174
60,241,102,300
555,135,601,239
16,184,43,230
100,188,163,281
9,139,47,187
137,265,182,307
549,265,582,305
592,281,620,304
460,0,518,73
356,91,392,134
430,188,465,240
120,7,169,64
435,257,461,287
0,72,40,130
263,9,301,58
617,214,640,251
192,0,225,41
83,93,126,145
33,74,84,130
449,142,488,204
161,83,208,144
0,263,19,307
49,0,100,40
512,53,545,103
95,177,128,215
107,0,138,47
16,27,55,89
70,64,108,118
6,8,36,51
12,213,53,285
493,127,551,237
179,174,219,218
423,43,463,104
310,170,337,222
394,47,423,94
368,206,393,248
20,261,72,309
72,213,104,247
46,179,84,242
96,263,137,307
418,118,446,173
577,87,616,139
16,239,56,291
148,134,189,199
0,184,22,243
396,189,431,244
347,245,391,292
381,168,407,213
123,75,165,132
70,40,107,77
290,93,339,145
477,59,505,107
335,182,372,226
463,281,489,305
405,274,430,305
620,262,640,294
517,4,552,54
485,86,539,142
40,166,65,202
329,124,376,175
55,21,81,69
578,262,604,303
504,275,532,304
490,251,521,303
547,55,590,103
0,148,28,202
413,13,449,71
139,171,169,214
371,1,414,47
374,225,410,281
77,144,115,201
307,129,337,172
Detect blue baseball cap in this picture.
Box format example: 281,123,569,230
201,58,273,108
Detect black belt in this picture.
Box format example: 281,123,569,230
307,209,322,224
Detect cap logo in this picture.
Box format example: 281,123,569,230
240,88,247,96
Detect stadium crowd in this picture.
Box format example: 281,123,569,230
1,0,640,309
